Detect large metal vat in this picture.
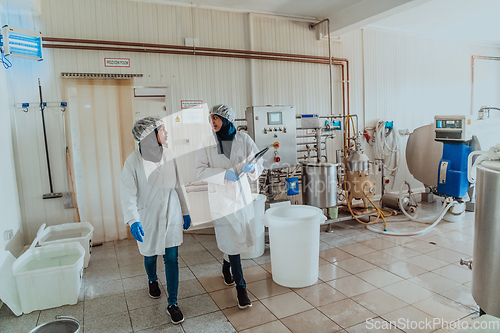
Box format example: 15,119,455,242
345,152,375,208
472,161,500,317
301,162,337,208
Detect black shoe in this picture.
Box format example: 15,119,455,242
222,261,235,286
148,280,161,299
167,304,184,324
236,287,252,309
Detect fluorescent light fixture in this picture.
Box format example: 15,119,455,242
1,25,43,60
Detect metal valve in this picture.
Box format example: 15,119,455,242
460,259,473,270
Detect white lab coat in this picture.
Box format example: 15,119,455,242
121,147,189,257
195,131,263,255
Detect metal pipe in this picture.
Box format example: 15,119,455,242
45,44,334,65
43,37,349,63
296,115,355,119
460,258,473,270
297,141,326,146
315,128,322,162
296,134,334,138
43,36,351,128
298,155,327,160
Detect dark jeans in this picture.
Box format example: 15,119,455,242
144,246,179,306
224,254,246,288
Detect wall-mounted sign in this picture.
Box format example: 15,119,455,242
104,58,130,67
181,100,203,109
181,100,204,124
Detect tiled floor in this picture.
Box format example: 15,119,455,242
0,206,479,332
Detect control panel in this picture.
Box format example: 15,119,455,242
246,106,297,169
434,115,473,142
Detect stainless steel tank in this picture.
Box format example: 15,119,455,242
345,152,375,208
301,162,338,208
472,160,500,317
346,151,369,172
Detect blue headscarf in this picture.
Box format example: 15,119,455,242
214,116,236,159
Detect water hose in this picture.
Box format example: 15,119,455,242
367,197,388,231
366,198,457,236
366,181,458,235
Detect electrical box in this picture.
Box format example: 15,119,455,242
246,106,297,169
300,114,320,129
1,25,43,60
434,115,473,142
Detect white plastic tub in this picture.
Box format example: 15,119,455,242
241,194,267,259
264,205,326,288
38,222,93,268
12,242,85,314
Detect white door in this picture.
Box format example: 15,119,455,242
66,79,135,244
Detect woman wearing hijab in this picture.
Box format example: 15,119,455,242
195,104,263,309
121,117,191,324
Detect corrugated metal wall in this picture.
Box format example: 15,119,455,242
2,0,500,242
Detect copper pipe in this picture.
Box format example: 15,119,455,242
44,43,338,65
43,37,194,50
341,63,348,140
43,37,348,63
43,36,351,127
44,43,336,65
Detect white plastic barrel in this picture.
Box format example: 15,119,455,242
264,205,326,288
241,194,267,259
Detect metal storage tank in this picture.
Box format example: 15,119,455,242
301,162,338,208
472,160,500,317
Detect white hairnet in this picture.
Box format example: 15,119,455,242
132,117,163,142
209,104,235,123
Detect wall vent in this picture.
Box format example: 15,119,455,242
61,72,143,79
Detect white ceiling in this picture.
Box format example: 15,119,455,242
370,0,500,46
132,0,364,19
2,0,499,46
136,0,500,46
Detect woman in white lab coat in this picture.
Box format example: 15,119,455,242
195,104,263,309
121,117,191,324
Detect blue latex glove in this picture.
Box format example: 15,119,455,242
183,215,191,230
242,163,255,173
224,170,239,182
130,222,144,243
